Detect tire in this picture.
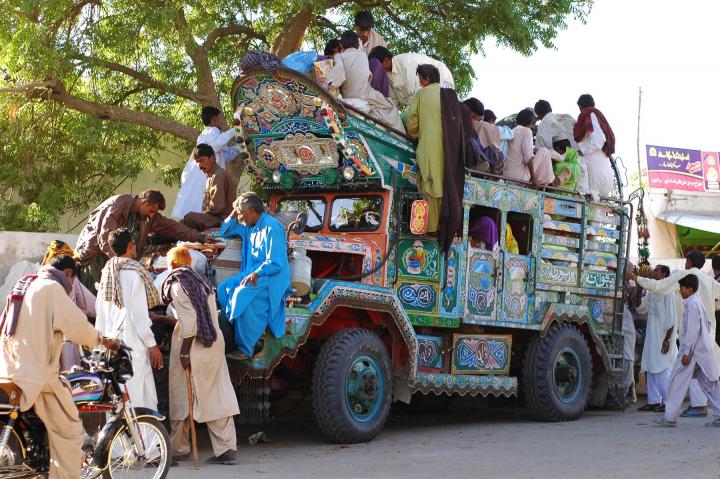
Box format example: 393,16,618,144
407,392,453,414
101,416,170,479
0,424,23,466
522,323,592,421
312,328,393,444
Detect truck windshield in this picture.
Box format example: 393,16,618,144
329,196,383,232
277,198,326,232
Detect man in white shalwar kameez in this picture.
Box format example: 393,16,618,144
96,228,163,410
636,264,679,411
325,30,405,133
0,255,117,479
653,274,720,427
630,251,720,417
172,106,240,218
161,247,239,465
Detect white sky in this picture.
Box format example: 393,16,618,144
467,0,719,181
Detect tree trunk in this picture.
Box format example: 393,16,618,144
271,5,314,58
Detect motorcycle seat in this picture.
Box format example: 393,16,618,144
0,378,21,405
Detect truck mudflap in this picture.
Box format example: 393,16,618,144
228,281,418,403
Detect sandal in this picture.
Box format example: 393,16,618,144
638,403,659,411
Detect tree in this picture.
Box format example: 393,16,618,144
0,0,590,230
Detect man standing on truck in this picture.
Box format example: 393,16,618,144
172,106,239,219
353,11,386,55
217,192,292,359
405,64,444,235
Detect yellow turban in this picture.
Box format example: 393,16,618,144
41,240,75,265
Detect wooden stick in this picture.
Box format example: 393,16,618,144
185,368,200,468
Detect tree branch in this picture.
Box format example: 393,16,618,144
202,24,266,51
22,80,201,142
70,53,201,103
0,82,55,93
50,0,101,36
175,8,220,108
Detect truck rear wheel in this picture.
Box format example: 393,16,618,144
312,328,393,444
522,324,592,421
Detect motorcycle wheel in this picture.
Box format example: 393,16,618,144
101,416,170,479
0,425,23,466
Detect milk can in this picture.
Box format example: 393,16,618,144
214,238,243,286
289,247,312,297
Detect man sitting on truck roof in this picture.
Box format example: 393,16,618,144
504,108,558,188
354,10,387,56
325,30,405,132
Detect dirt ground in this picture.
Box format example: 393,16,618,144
170,398,720,479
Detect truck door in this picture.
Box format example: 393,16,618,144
465,204,503,322
500,210,535,324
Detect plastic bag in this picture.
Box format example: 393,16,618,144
282,51,318,75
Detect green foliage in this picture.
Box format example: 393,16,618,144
0,0,590,231
0,97,158,231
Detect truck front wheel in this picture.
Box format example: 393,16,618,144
312,328,393,444
522,323,592,421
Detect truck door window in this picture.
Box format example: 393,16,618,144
468,205,501,250
277,198,326,232
329,196,383,232
506,211,533,255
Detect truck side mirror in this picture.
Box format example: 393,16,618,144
290,213,308,235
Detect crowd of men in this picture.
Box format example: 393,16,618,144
308,11,617,238
625,252,720,426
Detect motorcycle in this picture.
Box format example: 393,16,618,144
0,343,171,478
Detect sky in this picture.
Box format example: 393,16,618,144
466,0,720,184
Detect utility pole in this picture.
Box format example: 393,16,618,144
636,86,643,186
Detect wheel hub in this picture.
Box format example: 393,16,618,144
552,347,583,404
345,355,383,422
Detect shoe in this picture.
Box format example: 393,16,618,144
638,403,659,412
173,452,191,461
705,418,720,427
206,450,237,465
652,417,677,427
227,350,249,361
654,404,666,413
681,406,708,417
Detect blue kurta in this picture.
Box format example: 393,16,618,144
217,213,291,355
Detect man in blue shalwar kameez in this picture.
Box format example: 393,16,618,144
217,192,291,358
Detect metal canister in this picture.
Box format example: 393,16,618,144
214,238,243,286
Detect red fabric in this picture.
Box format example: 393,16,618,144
573,107,616,156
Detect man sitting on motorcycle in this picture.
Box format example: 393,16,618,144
0,255,118,479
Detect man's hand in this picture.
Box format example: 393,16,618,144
661,339,670,355
626,269,638,283
149,345,164,369
241,272,259,288
681,354,692,366
180,353,191,370
101,337,121,352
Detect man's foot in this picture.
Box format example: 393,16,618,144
470,161,490,173
705,418,720,427
227,350,249,361
654,404,666,413
638,403,660,412
652,416,677,427
206,450,237,465
173,452,191,461
681,406,708,417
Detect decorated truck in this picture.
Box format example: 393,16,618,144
224,65,630,444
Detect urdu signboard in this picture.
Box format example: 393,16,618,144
646,145,720,192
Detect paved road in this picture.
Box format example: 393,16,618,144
172,399,720,479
